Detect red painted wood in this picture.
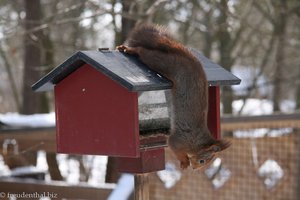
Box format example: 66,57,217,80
207,86,221,140
54,64,140,157
117,148,165,173
139,135,167,146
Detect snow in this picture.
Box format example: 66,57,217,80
0,99,295,128
232,99,273,115
231,98,295,138
258,159,284,189
157,162,181,189
0,154,47,179
232,98,295,116
87,155,108,186
0,156,10,177
107,174,134,200
233,128,292,138
0,98,295,143
9,165,46,177
0,112,55,127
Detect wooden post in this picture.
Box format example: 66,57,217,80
134,174,149,200
207,86,221,140
296,130,300,200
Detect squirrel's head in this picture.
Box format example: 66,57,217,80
188,139,231,170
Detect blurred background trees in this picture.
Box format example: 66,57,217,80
1,0,299,116
0,0,299,187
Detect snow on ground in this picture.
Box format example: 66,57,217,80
232,99,273,115
0,98,294,139
230,98,295,138
0,112,55,127
0,99,295,128
232,98,295,116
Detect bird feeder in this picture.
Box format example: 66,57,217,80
32,48,240,174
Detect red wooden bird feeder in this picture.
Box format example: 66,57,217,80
32,49,240,174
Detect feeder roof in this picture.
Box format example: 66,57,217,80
32,49,240,92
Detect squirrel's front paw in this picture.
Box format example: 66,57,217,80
180,161,190,169
116,45,139,55
116,45,127,52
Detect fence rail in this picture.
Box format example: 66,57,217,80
221,112,300,131
0,178,113,199
1,112,299,153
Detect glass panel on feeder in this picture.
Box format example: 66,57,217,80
138,90,171,136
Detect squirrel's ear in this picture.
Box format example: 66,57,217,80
210,140,231,152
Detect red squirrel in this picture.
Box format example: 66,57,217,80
117,24,230,169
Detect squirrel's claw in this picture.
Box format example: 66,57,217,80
116,45,139,55
116,45,127,52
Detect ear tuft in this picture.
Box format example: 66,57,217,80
209,140,231,152
218,140,231,151
212,146,221,152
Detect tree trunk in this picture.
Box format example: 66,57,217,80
217,0,234,114
202,8,213,58
272,0,288,112
296,69,300,110
21,0,47,114
19,0,44,167
46,153,63,180
105,157,120,183
297,129,300,200
41,20,65,181
120,0,136,43
0,46,20,111
22,0,63,180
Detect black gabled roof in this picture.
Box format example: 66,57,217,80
32,49,240,92
191,49,241,86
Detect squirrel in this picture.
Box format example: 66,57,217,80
117,24,230,170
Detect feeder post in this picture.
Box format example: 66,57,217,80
207,86,221,139
134,174,149,200
296,132,300,199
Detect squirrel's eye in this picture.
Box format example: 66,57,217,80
199,159,205,164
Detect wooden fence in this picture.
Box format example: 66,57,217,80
0,178,114,200
1,112,300,154
0,112,300,199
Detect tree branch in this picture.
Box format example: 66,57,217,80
0,43,20,111
253,1,275,24
237,32,276,115
137,0,170,24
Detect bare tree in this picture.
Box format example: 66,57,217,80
254,0,289,112
21,0,48,114
272,0,288,112
114,0,136,45
296,63,300,110
0,46,20,111
216,0,235,114
214,0,254,114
